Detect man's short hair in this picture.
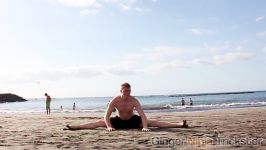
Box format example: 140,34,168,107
121,82,131,88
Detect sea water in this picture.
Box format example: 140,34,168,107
0,91,266,114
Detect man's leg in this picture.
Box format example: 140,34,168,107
147,120,188,128
66,120,106,130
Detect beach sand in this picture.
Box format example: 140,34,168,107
0,107,265,150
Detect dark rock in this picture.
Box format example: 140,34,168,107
0,93,27,103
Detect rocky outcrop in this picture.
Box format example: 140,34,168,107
0,93,27,103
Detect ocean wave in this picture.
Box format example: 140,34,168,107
0,108,106,114
1,101,266,114
142,101,266,111
168,91,258,97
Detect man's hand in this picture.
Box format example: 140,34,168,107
106,127,116,132
142,128,150,132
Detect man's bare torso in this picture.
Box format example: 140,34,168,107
46,96,51,102
112,96,137,120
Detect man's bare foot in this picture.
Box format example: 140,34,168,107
63,125,76,131
182,120,188,128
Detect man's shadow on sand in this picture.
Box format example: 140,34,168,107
147,125,202,133
63,125,203,133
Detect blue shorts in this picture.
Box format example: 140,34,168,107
110,115,142,129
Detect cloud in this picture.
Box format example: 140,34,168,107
193,58,213,65
256,16,264,22
115,0,151,12
125,46,189,62
50,0,150,13
213,52,254,65
1,63,140,83
107,66,137,75
0,66,104,83
80,9,100,15
122,45,255,72
54,0,101,7
120,46,193,73
118,3,132,11
195,52,255,65
262,47,266,54
144,61,190,73
256,31,266,37
1,44,256,83
187,28,214,35
135,7,151,13
69,66,104,78
203,42,230,53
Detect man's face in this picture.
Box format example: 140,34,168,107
120,87,131,97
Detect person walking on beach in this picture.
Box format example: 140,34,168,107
181,97,185,106
65,82,188,131
45,93,51,115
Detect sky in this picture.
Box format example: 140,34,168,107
0,0,266,98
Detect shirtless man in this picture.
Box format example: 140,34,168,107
66,83,188,131
45,93,51,115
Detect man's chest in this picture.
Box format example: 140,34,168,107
115,102,135,111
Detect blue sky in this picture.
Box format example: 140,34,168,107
1,0,266,98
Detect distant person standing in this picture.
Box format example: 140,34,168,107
181,97,185,106
73,102,76,111
45,93,51,115
189,98,193,106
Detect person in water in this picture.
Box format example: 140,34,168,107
189,98,193,106
66,83,188,131
181,97,185,106
73,102,76,111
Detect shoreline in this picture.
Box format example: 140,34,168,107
1,104,266,115
0,106,266,149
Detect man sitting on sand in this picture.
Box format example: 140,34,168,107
66,83,188,131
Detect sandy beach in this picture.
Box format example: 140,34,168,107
0,107,265,150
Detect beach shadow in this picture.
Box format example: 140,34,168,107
147,126,198,132
63,127,114,131
146,126,208,136
63,117,102,120
62,126,203,133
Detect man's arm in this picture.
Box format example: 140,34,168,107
134,98,150,131
104,98,116,131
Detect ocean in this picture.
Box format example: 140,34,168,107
1,91,266,114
